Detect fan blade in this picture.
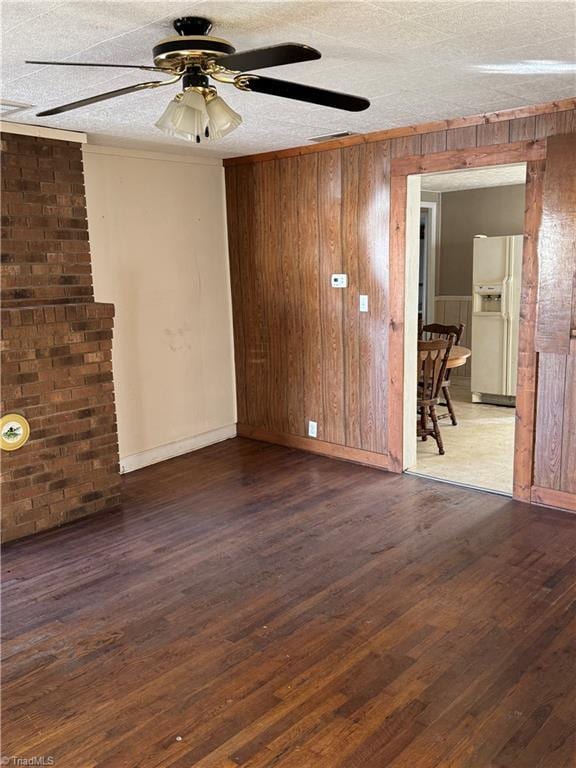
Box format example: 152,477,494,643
36,81,166,116
234,75,370,112
27,60,163,72
217,43,321,73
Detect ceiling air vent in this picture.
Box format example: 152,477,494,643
308,131,358,143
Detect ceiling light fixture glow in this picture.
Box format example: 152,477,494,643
155,88,242,143
472,59,576,75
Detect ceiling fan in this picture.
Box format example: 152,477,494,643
28,16,370,143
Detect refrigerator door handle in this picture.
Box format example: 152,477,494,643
502,277,511,320
504,317,511,393
502,277,511,392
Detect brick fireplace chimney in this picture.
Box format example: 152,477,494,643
1,130,121,542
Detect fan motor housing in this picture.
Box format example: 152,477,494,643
153,36,236,68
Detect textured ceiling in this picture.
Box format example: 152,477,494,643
421,162,526,191
1,0,575,158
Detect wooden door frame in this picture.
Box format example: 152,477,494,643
387,139,547,502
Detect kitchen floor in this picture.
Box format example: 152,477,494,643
413,377,516,495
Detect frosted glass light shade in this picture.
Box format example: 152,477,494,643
155,89,209,143
155,99,184,136
155,90,241,142
177,90,209,141
206,96,242,139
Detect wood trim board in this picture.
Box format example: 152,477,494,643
534,133,576,354
224,98,575,166
388,175,407,472
390,140,546,176
390,141,542,501
513,160,545,501
531,486,576,513
237,424,392,470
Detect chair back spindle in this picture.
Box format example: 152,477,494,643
417,336,455,455
418,337,454,402
420,323,464,382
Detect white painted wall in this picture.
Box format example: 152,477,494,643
83,145,236,471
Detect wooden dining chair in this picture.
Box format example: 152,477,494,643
420,322,465,425
417,336,454,455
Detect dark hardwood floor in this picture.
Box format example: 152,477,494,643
2,437,576,767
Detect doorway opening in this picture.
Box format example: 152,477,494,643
404,163,527,495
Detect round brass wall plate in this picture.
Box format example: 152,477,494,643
0,413,30,451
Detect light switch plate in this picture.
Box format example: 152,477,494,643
359,294,369,312
331,274,348,288
308,420,318,438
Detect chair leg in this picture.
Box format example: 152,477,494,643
430,405,445,455
420,406,428,441
443,385,457,426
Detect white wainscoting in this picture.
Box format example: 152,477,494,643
433,296,473,378
120,424,237,474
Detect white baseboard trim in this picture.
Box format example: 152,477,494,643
120,424,237,474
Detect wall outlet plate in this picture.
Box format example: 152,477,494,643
359,294,369,312
331,274,348,288
308,420,318,438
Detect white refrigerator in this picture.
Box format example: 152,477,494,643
471,235,523,405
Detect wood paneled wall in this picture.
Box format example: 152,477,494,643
227,144,390,462
225,98,576,167
225,99,576,497
532,133,576,512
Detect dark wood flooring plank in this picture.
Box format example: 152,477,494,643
2,438,576,767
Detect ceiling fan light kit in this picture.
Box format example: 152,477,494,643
156,89,242,143
205,96,243,139
156,90,208,142
28,15,370,144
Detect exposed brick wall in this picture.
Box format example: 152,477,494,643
1,133,93,306
1,132,120,542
